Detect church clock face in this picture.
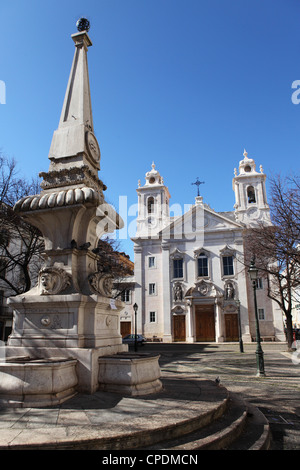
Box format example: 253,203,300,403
148,215,157,227
85,131,101,164
247,207,259,219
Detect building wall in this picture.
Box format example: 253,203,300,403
119,155,286,343
144,243,164,338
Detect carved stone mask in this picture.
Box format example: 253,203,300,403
39,267,71,295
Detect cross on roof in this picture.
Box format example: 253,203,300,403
191,177,205,197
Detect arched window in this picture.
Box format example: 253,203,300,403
247,186,256,203
147,196,155,214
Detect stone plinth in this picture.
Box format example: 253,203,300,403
98,353,162,396
0,358,77,407
6,293,127,395
8,293,124,349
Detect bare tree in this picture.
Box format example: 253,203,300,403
0,154,133,298
0,154,44,295
244,174,300,349
94,236,134,299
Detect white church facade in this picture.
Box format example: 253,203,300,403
119,151,285,343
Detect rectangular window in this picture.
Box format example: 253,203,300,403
149,311,156,323
148,256,155,268
121,289,131,303
256,278,263,289
198,256,208,277
173,259,183,278
149,283,156,295
223,256,234,276
258,308,265,320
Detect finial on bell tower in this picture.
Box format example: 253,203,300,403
232,149,270,225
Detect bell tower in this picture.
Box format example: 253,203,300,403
136,163,171,236
233,150,271,225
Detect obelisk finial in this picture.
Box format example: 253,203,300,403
76,17,90,32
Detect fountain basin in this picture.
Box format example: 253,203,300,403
0,357,78,407
98,353,162,396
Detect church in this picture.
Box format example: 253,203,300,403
119,151,285,343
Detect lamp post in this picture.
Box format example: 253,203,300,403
133,303,138,352
248,259,265,377
236,300,244,353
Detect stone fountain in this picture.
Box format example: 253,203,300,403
0,20,161,407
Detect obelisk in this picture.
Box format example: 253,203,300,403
7,19,127,394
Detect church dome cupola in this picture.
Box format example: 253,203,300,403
238,150,257,175
145,162,163,186
233,149,271,225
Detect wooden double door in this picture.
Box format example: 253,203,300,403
195,305,215,342
120,321,131,337
173,315,186,342
173,307,239,343
225,314,239,342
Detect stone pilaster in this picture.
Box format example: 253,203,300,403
162,240,172,342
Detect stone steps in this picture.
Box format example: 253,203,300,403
0,378,271,450
141,392,271,451
227,402,271,450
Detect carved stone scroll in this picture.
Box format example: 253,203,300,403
88,272,114,297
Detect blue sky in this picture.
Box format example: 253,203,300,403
1,0,300,260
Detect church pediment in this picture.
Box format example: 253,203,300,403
203,210,241,230
160,204,242,239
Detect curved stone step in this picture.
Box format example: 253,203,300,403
142,393,248,450
227,402,271,450
0,378,230,450
0,378,270,450
141,392,271,451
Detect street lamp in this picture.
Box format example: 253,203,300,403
248,258,265,377
133,303,138,352
236,299,244,353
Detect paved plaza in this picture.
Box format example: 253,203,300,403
0,342,298,450
151,342,300,450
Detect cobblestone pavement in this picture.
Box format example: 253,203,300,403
140,342,300,450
